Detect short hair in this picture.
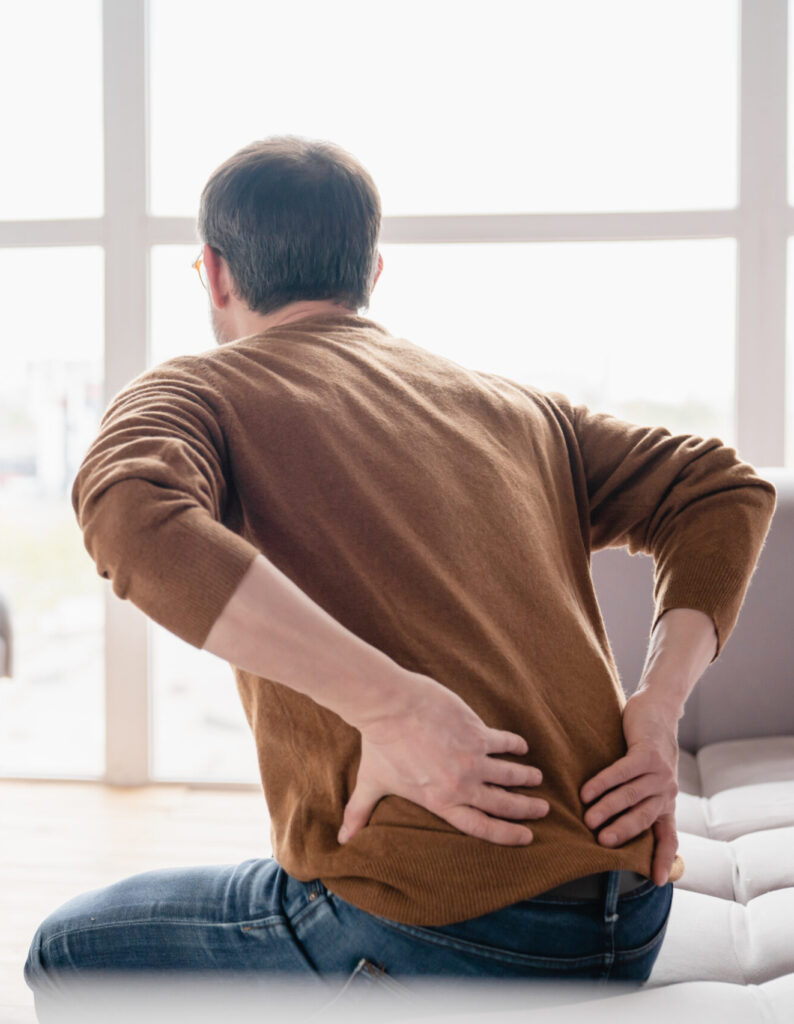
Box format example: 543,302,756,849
197,135,382,315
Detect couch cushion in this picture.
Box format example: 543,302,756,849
643,735,794,994
390,975,794,1023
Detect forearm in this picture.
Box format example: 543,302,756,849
202,553,410,730
634,607,719,719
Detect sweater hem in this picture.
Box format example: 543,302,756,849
313,832,660,927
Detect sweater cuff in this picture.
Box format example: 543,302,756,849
650,558,752,663
161,507,263,647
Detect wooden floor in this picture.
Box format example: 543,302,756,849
1,779,271,1023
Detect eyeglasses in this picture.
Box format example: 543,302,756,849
192,251,209,291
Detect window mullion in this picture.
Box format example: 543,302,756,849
149,210,742,248
736,0,788,467
102,0,150,786
0,220,103,247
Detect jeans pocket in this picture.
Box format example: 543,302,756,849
347,956,417,996
308,956,421,1021
628,909,671,959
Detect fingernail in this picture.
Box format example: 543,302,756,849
338,826,349,844
602,832,616,845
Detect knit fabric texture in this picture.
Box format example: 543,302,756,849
72,310,777,926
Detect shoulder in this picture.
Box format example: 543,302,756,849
477,373,578,424
102,349,229,424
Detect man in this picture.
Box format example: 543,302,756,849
25,135,776,1010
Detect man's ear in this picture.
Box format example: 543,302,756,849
203,243,232,308
372,251,384,290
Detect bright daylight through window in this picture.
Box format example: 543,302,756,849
1,0,791,785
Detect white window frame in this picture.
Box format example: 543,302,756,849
0,0,789,787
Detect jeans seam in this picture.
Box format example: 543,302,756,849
614,896,673,961
41,915,286,949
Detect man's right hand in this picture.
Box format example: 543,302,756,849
338,671,550,847
580,688,681,886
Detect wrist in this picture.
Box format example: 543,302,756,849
337,655,431,733
636,607,719,719
631,676,688,722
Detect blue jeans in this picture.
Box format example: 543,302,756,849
24,858,673,1021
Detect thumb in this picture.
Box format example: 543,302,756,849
651,811,679,886
338,780,383,845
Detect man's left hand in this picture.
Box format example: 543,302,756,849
338,671,550,847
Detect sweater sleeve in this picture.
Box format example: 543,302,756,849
71,358,262,648
546,392,777,663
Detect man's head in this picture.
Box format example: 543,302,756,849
197,135,383,343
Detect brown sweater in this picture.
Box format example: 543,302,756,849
72,310,777,926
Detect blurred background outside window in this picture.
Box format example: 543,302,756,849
2,0,791,785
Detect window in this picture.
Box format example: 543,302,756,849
369,239,736,444
0,1,103,220
0,0,789,784
0,248,105,778
149,0,738,217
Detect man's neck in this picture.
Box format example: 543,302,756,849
230,299,358,342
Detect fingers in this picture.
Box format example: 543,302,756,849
590,794,664,847
651,812,679,886
580,752,638,805
338,779,384,845
443,803,535,846
339,725,537,849
485,730,529,757
582,773,657,830
581,744,674,806
481,759,543,789
474,784,550,821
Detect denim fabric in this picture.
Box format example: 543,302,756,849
24,857,673,1022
